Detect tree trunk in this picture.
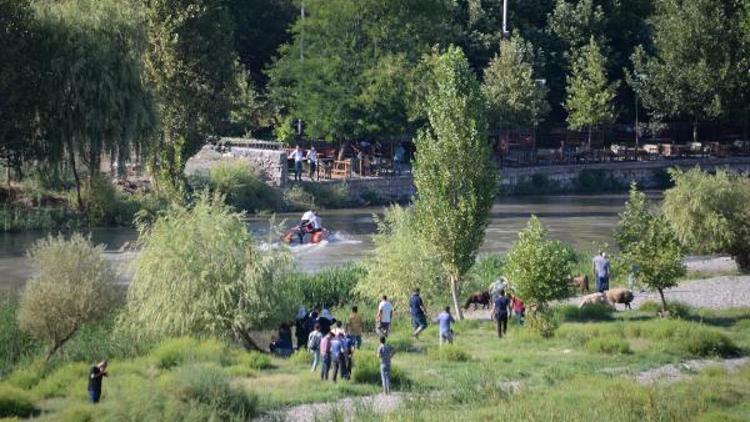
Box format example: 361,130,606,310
692,119,698,143
449,273,464,320
67,143,83,211
657,288,668,317
46,327,79,361
234,328,264,352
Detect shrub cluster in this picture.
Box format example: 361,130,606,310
290,264,366,308
0,384,38,418
351,354,409,388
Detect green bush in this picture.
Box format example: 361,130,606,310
556,304,613,322
4,359,46,390
207,161,281,212
526,308,559,338
0,301,39,376
18,234,117,360
0,384,38,418
236,351,273,370
32,362,88,398
283,185,315,210
58,403,95,422
639,300,692,318
63,317,156,363
166,364,257,420
465,254,505,294
351,354,409,388
290,264,366,308
150,338,229,370
585,335,631,354
427,344,472,362
630,320,739,357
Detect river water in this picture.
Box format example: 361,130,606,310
0,193,643,292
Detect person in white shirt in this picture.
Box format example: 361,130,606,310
296,210,315,244
310,212,322,232
376,295,394,337
289,145,305,182
306,146,318,180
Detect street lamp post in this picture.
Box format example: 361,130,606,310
502,0,510,38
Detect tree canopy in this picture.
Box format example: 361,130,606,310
413,46,496,319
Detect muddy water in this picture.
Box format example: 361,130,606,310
0,193,644,292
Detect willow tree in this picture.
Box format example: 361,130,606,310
143,0,241,190
37,0,156,208
564,37,618,149
413,46,496,319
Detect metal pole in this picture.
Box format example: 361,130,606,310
300,2,304,62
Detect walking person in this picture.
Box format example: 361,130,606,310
306,146,318,180
511,293,525,326
409,288,428,339
434,306,455,345
492,289,511,338
376,337,395,394
289,145,305,182
593,252,611,293
87,360,108,404
376,295,394,337
319,331,333,380
330,331,344,382
295,306,309,350
317,308,336,335
346,306,363,349
307,323,323,372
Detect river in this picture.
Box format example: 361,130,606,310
0,193,644,292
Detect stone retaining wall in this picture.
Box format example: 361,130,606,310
344,176,416,203
500,157,750,194
185,144,288,186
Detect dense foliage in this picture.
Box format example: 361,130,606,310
504,216,574,335
358,205,444,307
123,194,297,350
413,46,497,319
618,184,686,312
17,234,117,360
662,167,750,271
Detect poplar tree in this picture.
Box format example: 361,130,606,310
564,37,618,148
413,46,496,319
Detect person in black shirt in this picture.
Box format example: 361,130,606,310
88,360,108,403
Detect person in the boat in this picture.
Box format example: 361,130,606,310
297,210,316,243
310,211,323,236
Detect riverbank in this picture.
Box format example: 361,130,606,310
1,290,748,421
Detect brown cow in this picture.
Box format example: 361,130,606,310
568,275,589,295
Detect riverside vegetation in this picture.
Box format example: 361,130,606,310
1,188,749,420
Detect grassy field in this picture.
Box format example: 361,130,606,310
1,302,748,421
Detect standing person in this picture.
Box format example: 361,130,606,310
346,306,363,349
319,331,333,380
393,143,406,175
409,289,428,339
376,295,394,337
289,145,305,182
434,306,455,345
318,308,336,335
295,307,309,350
492,289,511,338
307,323,323,372
306,146,318,180
510,293,525,326
87,360,108,404
592,252,611,293
343,331,355,379
377,337,395,394
330,332,346,382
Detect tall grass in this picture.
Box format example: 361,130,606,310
289,263,367,308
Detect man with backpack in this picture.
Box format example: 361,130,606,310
307,323,323,372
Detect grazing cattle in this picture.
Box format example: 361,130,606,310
464,291,491,310
605,288,635,310
568,274,589,295
578,292,613,309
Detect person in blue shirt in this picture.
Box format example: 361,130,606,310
592,252,611,293
492,289,511,338
409,288,428,339
434,306,455,345
330,332,345,382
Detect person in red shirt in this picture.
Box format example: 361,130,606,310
511,293,525,326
